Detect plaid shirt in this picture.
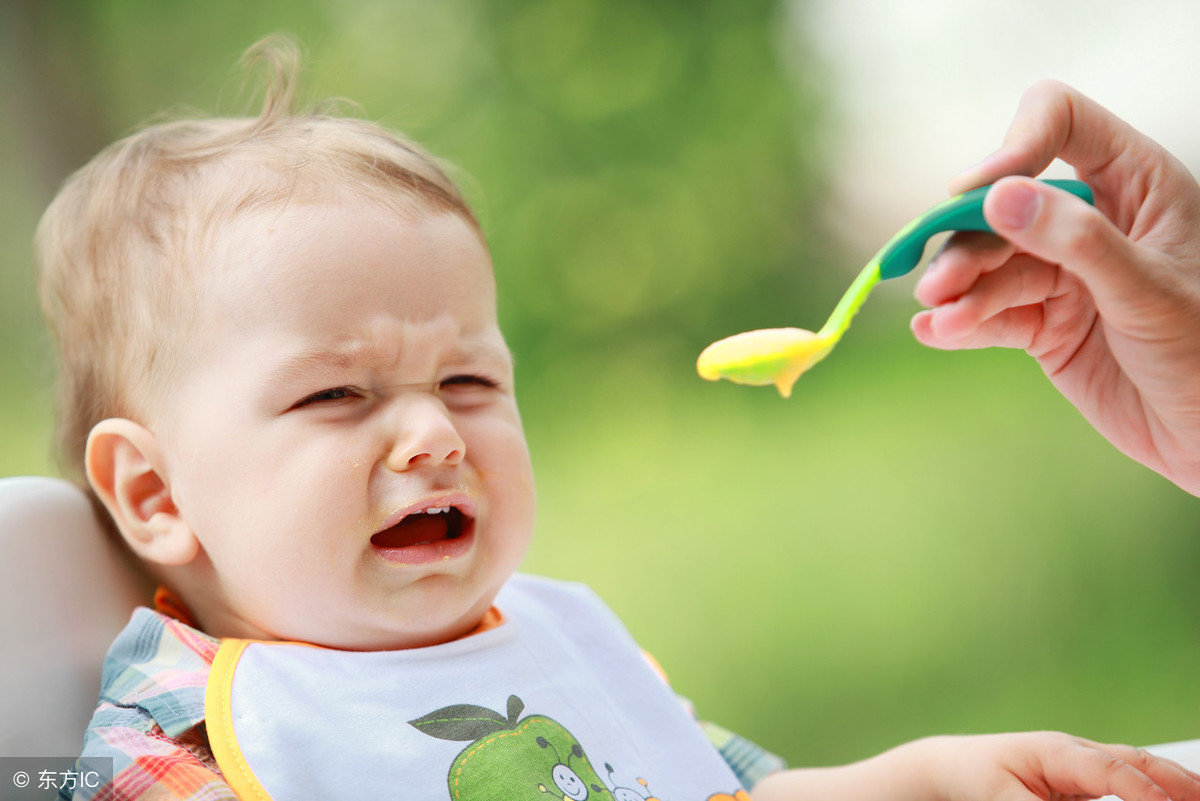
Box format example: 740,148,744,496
67,604,784,799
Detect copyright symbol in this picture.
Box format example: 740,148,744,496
12,771,30,787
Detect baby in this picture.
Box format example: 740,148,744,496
40,38,1200,800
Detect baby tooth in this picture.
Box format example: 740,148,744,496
427,506,449,514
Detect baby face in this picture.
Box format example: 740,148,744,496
154,198,535,650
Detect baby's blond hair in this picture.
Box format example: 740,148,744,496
36,36,479,495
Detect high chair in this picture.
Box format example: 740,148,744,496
0,476,147,758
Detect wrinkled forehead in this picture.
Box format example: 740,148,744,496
151,190,502,419
146,160,493,381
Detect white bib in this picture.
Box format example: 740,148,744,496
205,574,751,800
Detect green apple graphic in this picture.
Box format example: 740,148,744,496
409,694,611,800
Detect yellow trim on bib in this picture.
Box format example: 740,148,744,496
207,639,273,801
203,609,505,798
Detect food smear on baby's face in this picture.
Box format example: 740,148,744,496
696,327,832,398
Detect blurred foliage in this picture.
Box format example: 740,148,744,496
0,0,835,374
2,0,1198,772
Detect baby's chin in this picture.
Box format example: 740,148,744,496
184,567,510,650
275,601,501,652
313,622,488,653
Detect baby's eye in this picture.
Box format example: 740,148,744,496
291,386,362,409
439,374,500,391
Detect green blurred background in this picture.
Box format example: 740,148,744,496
2,0,1197,769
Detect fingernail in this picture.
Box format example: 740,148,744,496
954,150,998,180
950,149,1004,191
990,182,1041,230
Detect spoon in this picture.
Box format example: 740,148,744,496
696,178,1095,397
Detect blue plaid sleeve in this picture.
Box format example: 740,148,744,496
699,719,787,790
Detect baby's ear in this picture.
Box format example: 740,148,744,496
85,419,199,567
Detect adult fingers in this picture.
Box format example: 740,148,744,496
981,176,1152,320
924,252,1064,334
911,303,1045,351
914,231,1014,307
949,80,1156,196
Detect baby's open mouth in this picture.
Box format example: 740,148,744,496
370,506,470,549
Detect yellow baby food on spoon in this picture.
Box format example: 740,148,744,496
696,328,830,398
697,179,1094,396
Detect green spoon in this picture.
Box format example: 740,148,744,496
696,178,1095,397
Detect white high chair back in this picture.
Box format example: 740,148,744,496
0,476,146,757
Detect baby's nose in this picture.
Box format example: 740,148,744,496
384,397,466,471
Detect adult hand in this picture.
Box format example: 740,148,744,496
912,80,1200,496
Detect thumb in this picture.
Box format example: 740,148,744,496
983,176,1148,310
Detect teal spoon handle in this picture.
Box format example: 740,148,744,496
876,178,1095,280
